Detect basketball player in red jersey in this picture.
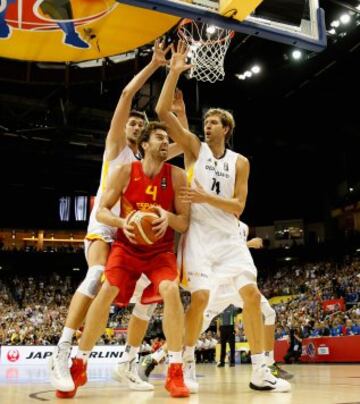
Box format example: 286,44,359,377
64,122,190,398
50,41,188,396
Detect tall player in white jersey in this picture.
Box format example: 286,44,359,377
203,222,269,339
138,222,293,382
49,40,184,396
203,222,293,380
156,42,290,393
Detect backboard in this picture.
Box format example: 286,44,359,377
117,0,327,52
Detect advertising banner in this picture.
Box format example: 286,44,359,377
0,345,125,365
275,336,360,363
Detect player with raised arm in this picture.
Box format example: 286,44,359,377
155,41,290,393
49,40,184,396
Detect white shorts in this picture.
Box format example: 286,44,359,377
202,279,268,332
178,221,257,293
84,214,117,261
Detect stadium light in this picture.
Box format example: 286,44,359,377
291,49,303,60
339,13,351,25
206,25,216,34
330,20,340,28
237,64,263,80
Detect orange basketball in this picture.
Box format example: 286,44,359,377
126,210,160,245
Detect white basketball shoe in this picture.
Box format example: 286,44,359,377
250,364,291,392
112,357,154,391
49,342,74,392
183,359,199,393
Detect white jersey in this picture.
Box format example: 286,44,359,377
86,145,137,236
239,221,249,243
188,142,239,234
179,143,256,293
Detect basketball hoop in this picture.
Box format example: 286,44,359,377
177,19,234,83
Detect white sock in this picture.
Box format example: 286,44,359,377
168,351,183,364
265,351,274,366
151,348,166,364
58,327,75,345
251,353,265,370
183,346,195,362
120,345,140,363
76,349,90,362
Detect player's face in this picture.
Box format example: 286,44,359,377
125,116,145,143
145,129,169,161
203,114,228,144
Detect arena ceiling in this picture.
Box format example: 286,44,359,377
0,0,359,226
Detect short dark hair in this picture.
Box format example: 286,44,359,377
129,110,146,121
137,121,168,157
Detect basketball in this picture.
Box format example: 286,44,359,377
126,209,160,245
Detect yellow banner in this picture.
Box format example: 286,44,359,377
215,342,249,361
269,295,294,305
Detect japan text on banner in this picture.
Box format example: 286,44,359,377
0,345,125,365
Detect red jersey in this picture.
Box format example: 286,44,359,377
116,161,175,255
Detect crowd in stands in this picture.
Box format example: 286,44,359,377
0,274,77,345
266,256,360,340
1,254,360,348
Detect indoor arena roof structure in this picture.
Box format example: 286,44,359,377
0,0,359,225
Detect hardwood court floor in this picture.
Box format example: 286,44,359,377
1,363,360,404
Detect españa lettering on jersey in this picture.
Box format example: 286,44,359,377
116,161,175,254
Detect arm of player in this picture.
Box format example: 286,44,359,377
153,166,190,235
106,39,171,160
180,156,250,217
247,238,263,249
156,42,200,163
168,166,190,233
171,88,189,130
96,164,137,242
166,89,188,160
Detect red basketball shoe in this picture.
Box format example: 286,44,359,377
165,363,190,398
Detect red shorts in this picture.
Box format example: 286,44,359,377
105,242,178,306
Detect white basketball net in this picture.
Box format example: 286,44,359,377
177,20,234,83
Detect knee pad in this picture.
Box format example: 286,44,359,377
77,265,104,298
261,300,276,325
132,302,157,322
